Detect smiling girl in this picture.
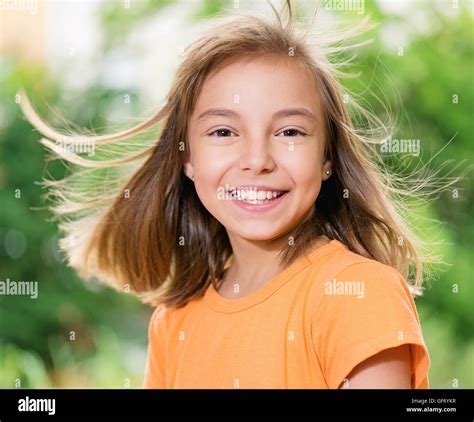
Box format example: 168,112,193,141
20,2,431,389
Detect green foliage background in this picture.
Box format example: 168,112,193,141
0,1,473,388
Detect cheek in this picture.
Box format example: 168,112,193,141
280,146,323,197
192,147,232,208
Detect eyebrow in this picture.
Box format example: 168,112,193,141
196,107,318,123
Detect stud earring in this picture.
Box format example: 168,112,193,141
325,170,331,176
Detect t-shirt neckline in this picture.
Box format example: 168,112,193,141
203,239,344,313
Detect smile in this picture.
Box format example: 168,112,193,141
225,186,290,211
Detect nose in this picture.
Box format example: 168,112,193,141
238,135,276,174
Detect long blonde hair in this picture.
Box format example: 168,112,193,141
19,1,451,307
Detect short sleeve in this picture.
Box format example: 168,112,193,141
312,261,430,389
143,306,167,389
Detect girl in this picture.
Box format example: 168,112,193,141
20,2,432,388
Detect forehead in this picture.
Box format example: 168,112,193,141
191,55,323,119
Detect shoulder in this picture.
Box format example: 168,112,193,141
304,240,413,306
308,240,404,279
307,242,429,389
147,305,169,338
147,299,199,339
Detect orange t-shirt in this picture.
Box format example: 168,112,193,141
143,239,430,389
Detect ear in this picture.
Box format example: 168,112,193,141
322,160,333,181
183,159,195,181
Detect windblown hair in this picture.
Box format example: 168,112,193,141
19,1,449,307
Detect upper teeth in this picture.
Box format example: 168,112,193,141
229,189,283,200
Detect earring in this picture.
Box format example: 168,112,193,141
325,170,331,176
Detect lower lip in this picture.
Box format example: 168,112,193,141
230,192,289,212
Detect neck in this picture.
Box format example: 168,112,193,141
219,230,329,299
226,234,288,284
220,206,319,295
218,236,286,299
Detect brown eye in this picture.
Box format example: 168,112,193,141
279,128,306,137
208,128,235,137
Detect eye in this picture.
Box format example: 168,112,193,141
208,128,236,137
277,128,307,137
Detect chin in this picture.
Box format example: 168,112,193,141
231,225,289,242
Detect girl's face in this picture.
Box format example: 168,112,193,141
185,56,332,242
